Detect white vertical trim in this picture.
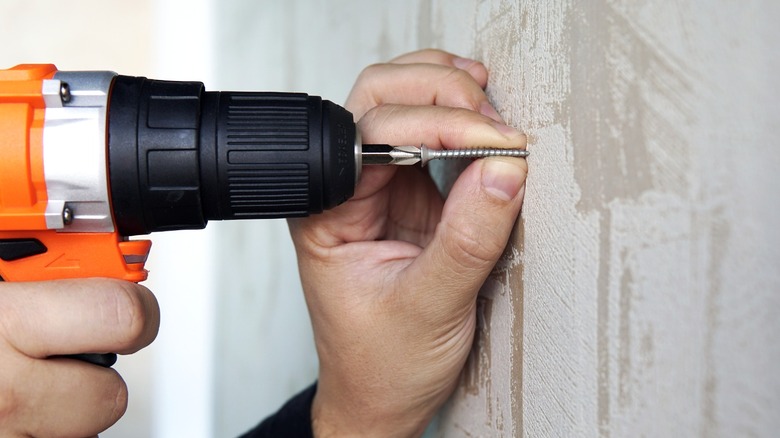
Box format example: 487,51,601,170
146,231,217,438
148,0,216,436
152,0,215,84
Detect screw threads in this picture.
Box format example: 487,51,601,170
420,145,529,166
430,148,529,159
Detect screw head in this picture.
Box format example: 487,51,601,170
60,82,72,103
62,206,74,225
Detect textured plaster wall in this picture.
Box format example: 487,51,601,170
435,1,780,436
216,1,780,437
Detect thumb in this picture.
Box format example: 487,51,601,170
408,156,527,311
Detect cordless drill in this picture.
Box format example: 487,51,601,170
0,64,528,283
0,64,359,282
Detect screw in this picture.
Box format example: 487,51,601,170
63,206,74,225
60,82,72,103
420,145,529,166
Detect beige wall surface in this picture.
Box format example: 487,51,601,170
434,1,780,436
218,0,780,437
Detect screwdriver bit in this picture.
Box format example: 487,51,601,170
360,144,530,167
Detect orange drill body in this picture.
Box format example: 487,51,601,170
0,65,150,282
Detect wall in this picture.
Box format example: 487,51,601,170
436,1,780,436
216,0,780,437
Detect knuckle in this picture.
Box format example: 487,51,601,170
438,106,483,137
108,375,129,424
357,104,401,135
397,48,451,64
443,219,504,269
438,69,483,109
357,104,382,127
354,63,386,88
417,47,447,57
442,66,474,85
92,371,128,433
102,281,150,351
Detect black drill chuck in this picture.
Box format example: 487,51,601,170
107,75,357,236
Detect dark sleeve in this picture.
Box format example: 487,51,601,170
238,383,317,438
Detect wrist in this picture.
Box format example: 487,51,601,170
310,382,435,438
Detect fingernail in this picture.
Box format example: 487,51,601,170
481,157,526,202
480,101,505,123
453,56,477,70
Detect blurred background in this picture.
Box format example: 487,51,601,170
0,1,429,436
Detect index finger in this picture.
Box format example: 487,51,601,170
0,278,160,357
